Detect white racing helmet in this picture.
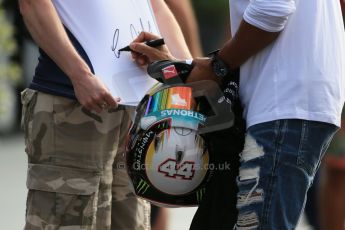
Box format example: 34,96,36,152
126,84,213,207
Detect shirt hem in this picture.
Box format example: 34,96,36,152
246,112,341,129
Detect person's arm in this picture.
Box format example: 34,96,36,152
130,21,286,83
130,0,296,84
19,0,118,112
150,0,192,59
164,0,203,57
186,20,282,83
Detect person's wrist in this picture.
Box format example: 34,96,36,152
68,65,93,83
208,49,238,83
185,58,222,84
64,54,92,82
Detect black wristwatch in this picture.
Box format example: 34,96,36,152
208,49,231,79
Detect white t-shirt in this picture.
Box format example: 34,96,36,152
230,0,345,128
52,0,159,105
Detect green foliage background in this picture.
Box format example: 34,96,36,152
192,0,230,53
0,0,21,84
192,0,229,16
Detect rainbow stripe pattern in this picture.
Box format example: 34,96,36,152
145,86,195,115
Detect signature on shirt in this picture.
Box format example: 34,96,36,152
111,18,152,58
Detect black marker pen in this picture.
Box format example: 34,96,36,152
118,38,165,52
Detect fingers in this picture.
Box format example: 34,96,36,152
185,58,208,83
103,92,120,108
130,31,173,64
137,57,149,66
131,31,159,60
74,74,121,113
130,42,160,57
132,53,150,66
84,100,103,113
130,42,160,66
185,57,222,85
130,41,174,66
82,92,120,114
130,51,150,66
132,31,161,43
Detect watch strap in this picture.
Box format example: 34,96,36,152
208,49,239,80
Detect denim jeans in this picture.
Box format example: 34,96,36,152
234,119,338,230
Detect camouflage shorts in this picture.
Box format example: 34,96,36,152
21,89,150,230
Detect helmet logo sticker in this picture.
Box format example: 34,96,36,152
162,65,178,79
171,94,187,107
158,158,195,180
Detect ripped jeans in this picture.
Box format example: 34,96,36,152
234,119,338,230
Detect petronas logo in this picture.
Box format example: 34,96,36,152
196,187,206,203
136,179,150,194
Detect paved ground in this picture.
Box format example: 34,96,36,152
0,133,312,230
168,208,312,230
0,133,27,230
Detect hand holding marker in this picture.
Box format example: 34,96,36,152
118,38,165,53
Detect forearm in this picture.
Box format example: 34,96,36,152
218,20,280,69
165,0,203,57
150,0,192,59
19,0,91,81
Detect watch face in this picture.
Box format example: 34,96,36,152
212,58,229,78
